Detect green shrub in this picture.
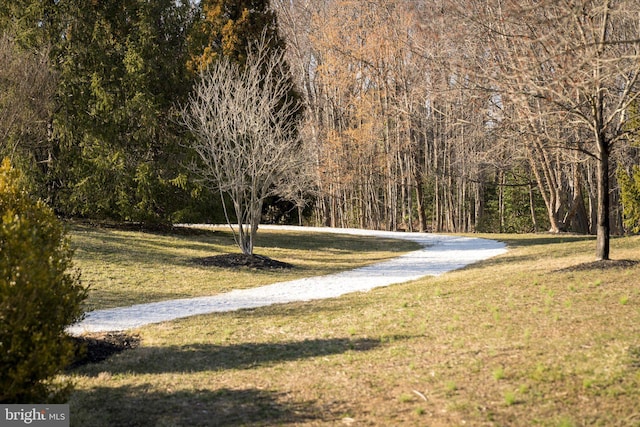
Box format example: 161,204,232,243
0,158,87,403
618,165,640,233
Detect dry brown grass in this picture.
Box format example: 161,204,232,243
67,232,640,426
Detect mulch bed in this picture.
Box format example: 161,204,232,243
192,253,294,270
557,259,639,273
68,332,140,369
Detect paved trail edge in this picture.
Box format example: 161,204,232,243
68,226,507,334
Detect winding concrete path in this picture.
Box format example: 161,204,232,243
68,226,506,335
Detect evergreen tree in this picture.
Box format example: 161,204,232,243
53,0,198,223
0,0,59,49
618,102,640,234
618,166,640,233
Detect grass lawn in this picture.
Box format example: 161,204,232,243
65,228,640,426
69,224,420,311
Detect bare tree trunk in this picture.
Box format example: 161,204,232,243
475,182,483,232
498,171,505,233
565,163,590,234
528,182,538,232
596,133,610,260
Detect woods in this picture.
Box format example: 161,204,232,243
273,0,640,249
463,0,640,259
1,0,639,245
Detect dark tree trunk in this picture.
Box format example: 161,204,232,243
415,179,427,232
596,134,610,260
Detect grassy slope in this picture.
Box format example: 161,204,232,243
67,229,640,426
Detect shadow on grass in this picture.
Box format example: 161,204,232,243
71,386,322,427
72,225,230,267
76,337,385,376
458,234,640,273
496,234,595,248
83,289,197,312
255,231,419,254
72,225,417,270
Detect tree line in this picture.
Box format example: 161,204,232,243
1,0,285,226
1,0,639,255
273,0,640,259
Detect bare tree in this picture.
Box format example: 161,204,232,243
461,0,640,260
181,37,310,255
0,33,56,166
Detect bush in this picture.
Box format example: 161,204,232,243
0,158,87,403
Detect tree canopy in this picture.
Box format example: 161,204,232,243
1,0,639,256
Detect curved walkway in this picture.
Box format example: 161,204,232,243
68,226,507,335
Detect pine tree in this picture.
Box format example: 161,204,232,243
0,0,58,49
53,0,197,223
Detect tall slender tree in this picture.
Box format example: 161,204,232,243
459,0,640,259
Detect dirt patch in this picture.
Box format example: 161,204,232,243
192,253,294,270
69,332,140,369
557,259,639,272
